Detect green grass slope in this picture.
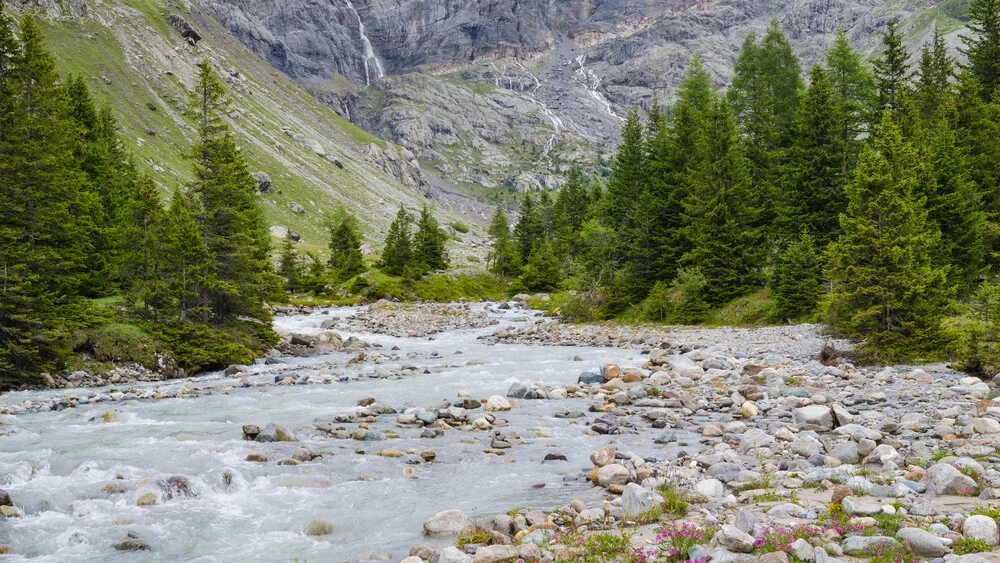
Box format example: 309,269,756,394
21,0,438,254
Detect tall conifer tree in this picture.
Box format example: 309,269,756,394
961,0,1000,101
828,113,950,360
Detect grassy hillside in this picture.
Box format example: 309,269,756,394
22,0,443,256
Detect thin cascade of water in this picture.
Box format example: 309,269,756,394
345,0,385,86
575,54,624,122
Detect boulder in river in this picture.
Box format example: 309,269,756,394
304,519,333,537
484,395,511,412
114,539,150,551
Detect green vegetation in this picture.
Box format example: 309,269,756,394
455,525,503,549
476,4,1000,366
0,13,277,387
953,537,994,555
655,483,690,520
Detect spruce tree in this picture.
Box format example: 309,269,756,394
726,20,803,238
825,30,876,174
777,65,847,245
161,189,214,322
728,20,804,150
828,113,950,361
300,252,329,294
188,60,278,324
520,241,562,292
379,205,413,276
328,214,366,281
640,57,716,286
67,75,138,296
771,234,823,320
277,231,301,292
916,27,956,121
553,167,589,257
0,14,91,381
961,0,1000,101
487,207,519,276
925,109,987,293
682,99,762,306
413,204,447,273
599,109,649,307
602,109,646,229
952,70,1000,262
119,178,167,318
513,194,542,264
873,21,912,117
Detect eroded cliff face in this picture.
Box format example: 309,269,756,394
197,0,963,195
196,0,697,84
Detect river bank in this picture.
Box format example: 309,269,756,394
0,302,998,562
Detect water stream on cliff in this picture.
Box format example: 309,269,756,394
346,0,385,86
575,55,624,122
0,306,694,562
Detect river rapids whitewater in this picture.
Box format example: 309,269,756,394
0,304,692,561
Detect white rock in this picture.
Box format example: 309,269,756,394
694,478,725,499
597,464,630,488
718,524,755,553
483,395,511,412
621,483,664,517
437,546,473,563
963,515,999,546
973,418,1000,434
793,405,834,430
423,509,472,536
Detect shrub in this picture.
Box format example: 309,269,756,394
654,522,718,563
669,268,709,325
72,322,156,367
153,322,255,374
448,220,470,234
953,537,993,555
956,280,1000,375
656,483,690,520
456,525,502,548
862,542,919,563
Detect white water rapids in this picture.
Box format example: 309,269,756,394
346,0,384,86
0,305,693,561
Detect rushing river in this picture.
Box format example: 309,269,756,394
0,305,686,562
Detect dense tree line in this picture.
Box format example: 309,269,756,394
275,202,449,297
488,3,1000,364
0,12,278,386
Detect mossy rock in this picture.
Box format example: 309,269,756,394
304,519,333,537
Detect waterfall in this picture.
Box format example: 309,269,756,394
575,55,624,122
346,0,385,86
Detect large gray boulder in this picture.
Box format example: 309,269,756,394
793,405,834,430
437,546,474,563
621,483,664,517
896,527,947,558
921,462,978,495
718,525,755,553
422,509,472,536
597,464,630,488
963,515,999,546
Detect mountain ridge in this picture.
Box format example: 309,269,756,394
197,0,970,197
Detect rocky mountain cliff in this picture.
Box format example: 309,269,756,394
198,0,968,196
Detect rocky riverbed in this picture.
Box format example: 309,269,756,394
1,302,999,562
